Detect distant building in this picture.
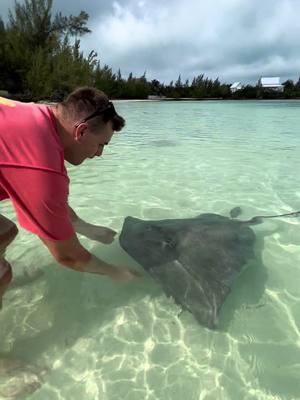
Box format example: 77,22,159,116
258,77,283,92
147,95,166,100
230,82,243,93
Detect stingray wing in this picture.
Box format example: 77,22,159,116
149,260,230,329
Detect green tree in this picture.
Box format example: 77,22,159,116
2,0,92,98
283,79,295,99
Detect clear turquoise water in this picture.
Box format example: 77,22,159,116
1,100,300,399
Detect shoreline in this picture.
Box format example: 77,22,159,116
113,98,300,102
4,95,300,104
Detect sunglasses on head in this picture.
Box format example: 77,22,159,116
75,101,117,128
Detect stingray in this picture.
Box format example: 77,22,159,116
119,208,300,329
0,358,47,399
149,139,178,147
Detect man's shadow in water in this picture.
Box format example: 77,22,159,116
3,242,158,365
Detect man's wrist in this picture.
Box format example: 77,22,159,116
81,254,116,276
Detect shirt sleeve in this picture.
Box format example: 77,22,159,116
0,167,75,241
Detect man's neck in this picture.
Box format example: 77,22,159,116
50,105,74,150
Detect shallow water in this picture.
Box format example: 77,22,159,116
1,100,300,400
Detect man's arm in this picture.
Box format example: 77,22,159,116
41,233,139,281
68,206,117,244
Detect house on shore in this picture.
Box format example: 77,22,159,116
147,95,166,100
230,82,243,93
258,77,283,92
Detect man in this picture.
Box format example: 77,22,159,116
0,87,139,308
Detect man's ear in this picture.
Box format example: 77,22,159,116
74,123,88,141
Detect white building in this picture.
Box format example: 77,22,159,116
230,82,243,93
147,95,166,100
258,77,283,92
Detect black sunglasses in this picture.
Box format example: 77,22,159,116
75,101,117,127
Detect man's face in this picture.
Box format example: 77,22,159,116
65,120,114,165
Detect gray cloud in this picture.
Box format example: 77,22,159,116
0,0,114,23
81,0,300,83
52,0,116,23
1,0,300,84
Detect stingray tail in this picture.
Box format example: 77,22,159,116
245,210,300,225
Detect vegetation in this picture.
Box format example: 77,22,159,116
0,0,95,100
1,0,300,101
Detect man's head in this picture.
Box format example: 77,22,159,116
57,87,125,165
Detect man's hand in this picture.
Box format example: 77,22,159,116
69,206,117,244
79,224,117,244
41,235,142,283
108,265,142,282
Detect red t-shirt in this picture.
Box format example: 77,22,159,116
0,97,74,241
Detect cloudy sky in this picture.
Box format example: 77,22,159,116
1,0,300,84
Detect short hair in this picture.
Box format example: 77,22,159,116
60,87,125,132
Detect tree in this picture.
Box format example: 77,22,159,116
283,79,295,99
150,79,163,95
2,0,92,98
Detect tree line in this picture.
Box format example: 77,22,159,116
1,0,300,101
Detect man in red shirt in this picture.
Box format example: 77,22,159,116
0,87,139,308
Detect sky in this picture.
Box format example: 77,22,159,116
1,0,300,84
